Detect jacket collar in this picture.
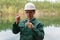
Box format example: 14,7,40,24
25,18,36,22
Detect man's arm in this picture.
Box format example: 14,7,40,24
32,23,45,40
12,22,20,34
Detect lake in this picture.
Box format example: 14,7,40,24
0,25,60,40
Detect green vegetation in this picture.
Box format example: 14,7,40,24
0,0,60,30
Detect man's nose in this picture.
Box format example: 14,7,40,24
27,13,30,15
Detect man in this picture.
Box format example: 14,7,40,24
12,2,44,40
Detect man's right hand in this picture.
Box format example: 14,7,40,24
15,15,20,24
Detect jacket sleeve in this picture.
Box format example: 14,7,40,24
32,23,45,40
12,22,20,34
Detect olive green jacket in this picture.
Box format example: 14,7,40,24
12,18,44,40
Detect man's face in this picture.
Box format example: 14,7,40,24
25,10,35,20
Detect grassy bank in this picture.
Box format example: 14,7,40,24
0,0,60,30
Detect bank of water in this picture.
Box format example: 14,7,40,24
0,25,60,40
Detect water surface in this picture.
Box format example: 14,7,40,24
0,25,60,40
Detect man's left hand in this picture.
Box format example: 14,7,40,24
25,22,34,29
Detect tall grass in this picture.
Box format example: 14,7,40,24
0,0,60,30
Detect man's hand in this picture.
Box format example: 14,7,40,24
15,15,20,24
25,21,34,29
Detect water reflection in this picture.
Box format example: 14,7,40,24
44,25,60,40
0,25,60,40
0,30,20,40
